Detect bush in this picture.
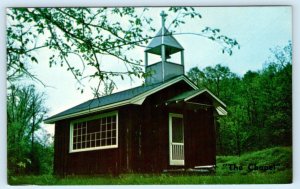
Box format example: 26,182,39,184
216,146,292,175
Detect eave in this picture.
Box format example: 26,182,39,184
44,75,198,124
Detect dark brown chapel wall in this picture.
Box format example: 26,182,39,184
183,94,216,167
54,107,138,176
133,81,195,172
134,105,216,172
133,99,167,172
133,87,217,171
53,81,217,175
187,94,217,166
184,108,216,168
54,120,120,175
54,119,68,175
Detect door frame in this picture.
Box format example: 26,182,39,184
169,113,185,166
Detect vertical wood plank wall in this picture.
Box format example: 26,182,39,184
54,81,217,175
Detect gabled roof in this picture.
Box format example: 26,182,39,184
167,89,205,103
168,89,226,108
44,75,197,124
166,89,227,116
145,27,184,55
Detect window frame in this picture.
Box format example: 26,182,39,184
69,111,118,153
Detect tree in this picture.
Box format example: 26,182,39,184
7,85,48,175
187,64,242,154
91,79,116,97
7,7,239,93
187,42,292,155
259,41,292,146
187,64,240,104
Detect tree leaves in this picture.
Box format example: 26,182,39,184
31,57,38,63
7,85,50,175
7,7,240,95
187,42,292,155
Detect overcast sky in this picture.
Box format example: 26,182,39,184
24,7,292,135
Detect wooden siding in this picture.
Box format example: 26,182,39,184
54,107,135,176
53,80,216,175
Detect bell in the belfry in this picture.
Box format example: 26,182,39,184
144,11,185,84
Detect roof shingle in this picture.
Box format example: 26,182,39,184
44,81,163,122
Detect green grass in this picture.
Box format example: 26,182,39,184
8,146,292,185
9,170,292,185
216,146,292,176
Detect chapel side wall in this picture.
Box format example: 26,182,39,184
137,90,217,171
54,120,69,176
184,107,216,168
136,80,194,172
53,108,130,176
117,105,141,173
184,95,217,167
53,83,218,175
137,98,166,173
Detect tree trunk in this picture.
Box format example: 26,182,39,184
31,100,36,173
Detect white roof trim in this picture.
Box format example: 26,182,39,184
44,75,198,124
184,89,226,108
131,97,145,105
216,106,227,116
131,76,197,104
182,88,227,116
44,100,130,124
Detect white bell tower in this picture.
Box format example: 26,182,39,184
144,11,185,84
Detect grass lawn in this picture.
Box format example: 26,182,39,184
8,146,292,185
8,170,292,185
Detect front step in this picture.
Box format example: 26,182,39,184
163,165,215,174
193,165,215,172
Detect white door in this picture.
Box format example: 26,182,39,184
169,113,184,166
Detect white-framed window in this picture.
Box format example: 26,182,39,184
69,111,118,153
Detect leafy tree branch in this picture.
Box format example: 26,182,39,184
7,7,239,95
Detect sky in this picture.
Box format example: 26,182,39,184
19,7,292,136
1,1,299,189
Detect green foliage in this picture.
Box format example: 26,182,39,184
9,147,292,185
7,85,53,175
7,7,239,92
9,168,292,185
187,42,292,155
217,146,292,176
187,64,240,103
92,79,116,97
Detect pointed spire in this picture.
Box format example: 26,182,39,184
145,11,184,56
160,11,167,26
160,11,167,43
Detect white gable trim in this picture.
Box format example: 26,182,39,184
44,100,131,124
44,76,198,124
184,89,226,108
216,106,227,116
131,76,197,104
182,88,227,116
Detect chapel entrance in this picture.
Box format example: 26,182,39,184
169,113,184,166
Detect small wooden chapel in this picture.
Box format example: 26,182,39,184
44,12,227,175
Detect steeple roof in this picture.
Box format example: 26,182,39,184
145,26,184,55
